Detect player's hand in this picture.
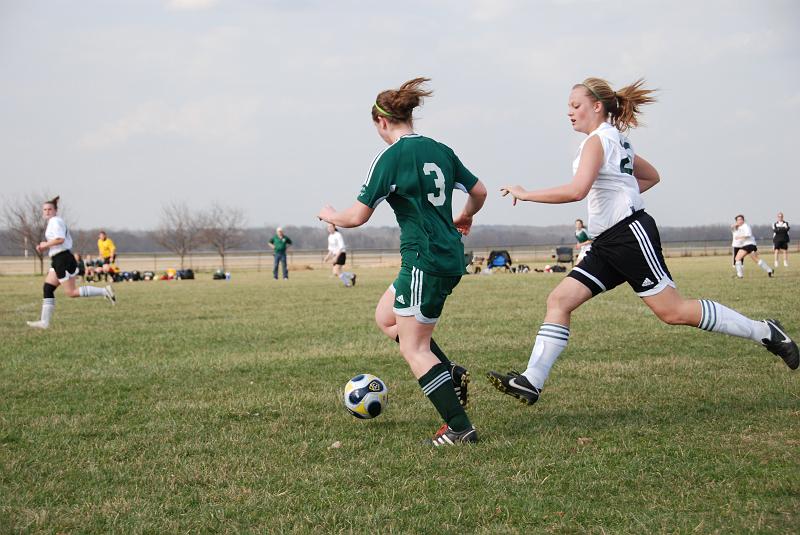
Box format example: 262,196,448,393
500,185,526,206
454,212,474,236
318,205,336,223
36,241,47,253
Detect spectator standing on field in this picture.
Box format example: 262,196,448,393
772,212,790,268
323,223,356,287
268,227,292,280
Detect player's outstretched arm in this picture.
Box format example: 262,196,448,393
454,180,487,236
318,201,374,229
500,136,602,205
633,154,660,193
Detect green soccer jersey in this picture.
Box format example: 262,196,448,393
357,134,479,276
575,229,590,243
270,235,292,253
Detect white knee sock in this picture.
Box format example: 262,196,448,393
40,298,54,326
757,259,773,274
697,299,770,342
522,323,570,390
79,286,106,297
735,261,744,278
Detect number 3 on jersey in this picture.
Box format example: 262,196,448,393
423,162,446,206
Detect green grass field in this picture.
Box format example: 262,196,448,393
1,257,798,533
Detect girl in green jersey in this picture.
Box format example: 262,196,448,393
319,78,487,445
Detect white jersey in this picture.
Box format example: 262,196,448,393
45,216,72,257
327,231,345,255
732,223,756,247
573,122,644,237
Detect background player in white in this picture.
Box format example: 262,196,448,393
27,196,116,329
323,223,356,287
731,214,773,279
772,212,790,268
487,77,798,406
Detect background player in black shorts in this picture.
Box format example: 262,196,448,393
731,214,772,278
26,196,116,329
773,212,790,268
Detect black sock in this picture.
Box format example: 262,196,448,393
395,335,452,367
418,363,470,432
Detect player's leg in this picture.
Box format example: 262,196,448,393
375,287,398,340
749,250,773,276
489,241,621,405
379,274,470,407
488,277,593,404
774,246,780,268
642,286,797,369
376,282,453,365
27,270,60,329
281,252,288,279
396,315,476,445
734,248,749,278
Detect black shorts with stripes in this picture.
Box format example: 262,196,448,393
568,210,675,297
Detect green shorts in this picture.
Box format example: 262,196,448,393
391,265,461,324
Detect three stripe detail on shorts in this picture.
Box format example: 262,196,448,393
410,266,424,308
628,220,668,282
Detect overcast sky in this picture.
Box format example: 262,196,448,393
1,0,798,231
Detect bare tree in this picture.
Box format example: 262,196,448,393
1,193,49,274
201,203,246,271
154,202,202,270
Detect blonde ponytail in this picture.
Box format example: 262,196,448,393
577,77,657,131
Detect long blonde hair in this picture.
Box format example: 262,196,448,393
576,77,657,131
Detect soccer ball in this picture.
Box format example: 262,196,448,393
343,374,388,419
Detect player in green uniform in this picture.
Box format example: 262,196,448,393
574,218,592,262
318,77,488,445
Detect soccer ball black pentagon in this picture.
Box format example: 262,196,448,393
343,374,388,419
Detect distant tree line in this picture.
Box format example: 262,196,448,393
0,218,777,258
0,192,784,270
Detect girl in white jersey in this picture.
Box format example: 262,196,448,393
731,214,772,278
323,223,356,287
487,77,798,405
27,196,116,329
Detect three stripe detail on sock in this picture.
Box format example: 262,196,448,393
698,299,718,331
538,322,570,342
421,371,451,396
